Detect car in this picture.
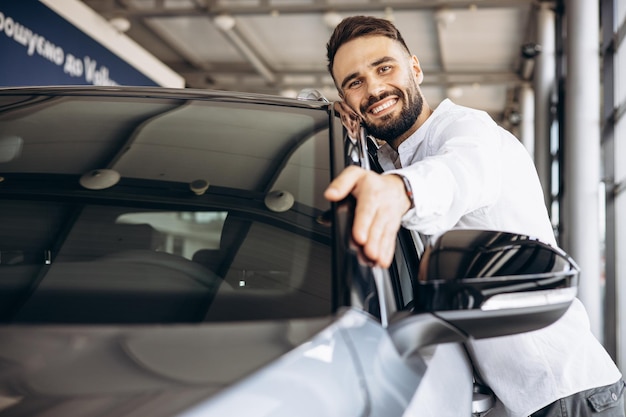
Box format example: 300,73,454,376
0,86,579,417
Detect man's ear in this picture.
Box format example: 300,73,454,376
411,55,424,84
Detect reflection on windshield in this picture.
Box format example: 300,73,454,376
117,211,228,258
0,203,332,324
0,92,335,325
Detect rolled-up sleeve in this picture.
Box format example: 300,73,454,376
383,115,503,235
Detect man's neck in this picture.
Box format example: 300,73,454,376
388,104,433,151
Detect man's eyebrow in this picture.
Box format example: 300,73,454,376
372,56,396,67
339,56,398,90
340,71,359,90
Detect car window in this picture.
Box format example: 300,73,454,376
0,91,334,324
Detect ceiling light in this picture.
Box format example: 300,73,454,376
264,190,294,212
79,169,120,190
213,14,236,31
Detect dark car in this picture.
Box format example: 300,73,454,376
0,86,578,417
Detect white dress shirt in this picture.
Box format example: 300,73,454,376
378,99,621,417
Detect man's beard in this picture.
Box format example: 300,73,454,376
361,84,423,143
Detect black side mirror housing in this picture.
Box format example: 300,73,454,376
389,229,578,355
415,229,578,313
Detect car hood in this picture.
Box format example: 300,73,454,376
0,317,332,416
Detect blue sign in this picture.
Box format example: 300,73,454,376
0,0,160,86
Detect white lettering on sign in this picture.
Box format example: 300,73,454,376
83,56,116,86
64,53,83,77
0,11,119,85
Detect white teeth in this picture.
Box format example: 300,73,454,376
371,99,396,114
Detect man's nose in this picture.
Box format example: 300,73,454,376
365,75,385,98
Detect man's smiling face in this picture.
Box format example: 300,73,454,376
332,35,425,145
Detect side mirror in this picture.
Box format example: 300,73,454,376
416,229,577,311
389,229,578,355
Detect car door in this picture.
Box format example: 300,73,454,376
328,114,476,416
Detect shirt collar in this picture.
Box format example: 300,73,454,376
377,99,454,169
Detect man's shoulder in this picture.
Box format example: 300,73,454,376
435,99,491,120
428,99,497,137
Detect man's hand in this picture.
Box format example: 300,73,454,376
324,166,412,268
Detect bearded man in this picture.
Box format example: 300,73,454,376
324,15,624,417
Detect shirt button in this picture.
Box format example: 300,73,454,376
612,392,618,401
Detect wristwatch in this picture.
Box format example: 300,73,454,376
397,174,415,209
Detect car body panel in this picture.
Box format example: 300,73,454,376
180,309,399,417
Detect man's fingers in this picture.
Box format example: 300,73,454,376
324,166,366,202
361,211,400,268
351,188,382,244
324,167,408,268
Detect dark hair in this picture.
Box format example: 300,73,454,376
326,15,411,77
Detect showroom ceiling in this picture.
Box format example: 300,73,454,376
79,0,546,125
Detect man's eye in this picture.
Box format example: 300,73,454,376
348,80,362,89
379,65,392,73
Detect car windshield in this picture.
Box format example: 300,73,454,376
0,89,334,324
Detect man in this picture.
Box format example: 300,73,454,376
324,15,624,417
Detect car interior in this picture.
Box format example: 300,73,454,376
0,92,337,325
